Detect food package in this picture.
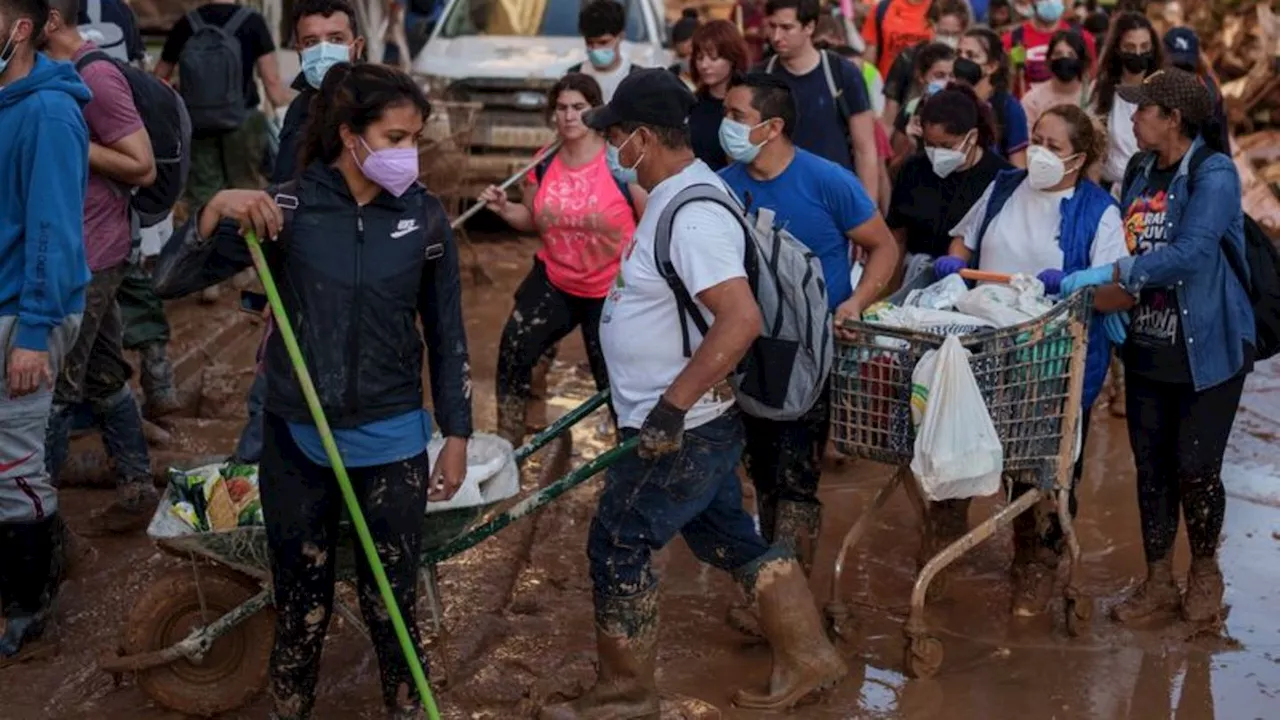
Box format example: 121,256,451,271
205,476,239,531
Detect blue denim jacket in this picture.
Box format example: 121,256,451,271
1117,136,1255,391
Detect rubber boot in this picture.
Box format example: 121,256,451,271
1108,356,1127,418
1182,556,1225,624
0,515,64,665
733,559,847,710
1111,558,1181,625
86,387,158,536
1008,502,1060,617
139,342,182,419
539,588,660,720
728,501,822,639
496,394,528,448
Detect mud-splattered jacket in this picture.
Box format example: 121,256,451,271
153,162,474,436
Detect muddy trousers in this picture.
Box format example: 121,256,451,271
118,262,171,350
44,266,151,487
1125,371,1245,563
496,260,610,437
259,412,429,718
741,383,830,552
186,114,267,206
588,411,772,605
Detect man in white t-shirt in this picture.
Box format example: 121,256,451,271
538,68,845,720
569,0,639,102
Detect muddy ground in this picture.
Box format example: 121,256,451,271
2,236,1278,719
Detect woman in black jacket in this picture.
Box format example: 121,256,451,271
153,63,471,720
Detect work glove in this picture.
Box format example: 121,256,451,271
933,256,966,280
1060,265,1115,296
1037,268,1065,295
637,397,687,460
1104,311,1130,346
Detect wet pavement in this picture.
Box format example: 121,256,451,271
1,236,1277,719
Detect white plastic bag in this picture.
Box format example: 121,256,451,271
954,274,1054,327
904,274,968,311
910,336,1004,501
865,305,995,336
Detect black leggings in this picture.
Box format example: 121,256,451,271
259,412,429,718
496,259,610,403
1125,371,1245,563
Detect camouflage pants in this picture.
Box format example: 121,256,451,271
259,412,429,718
186,111,268,207
118,261,170,350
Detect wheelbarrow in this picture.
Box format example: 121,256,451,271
97,389,635,717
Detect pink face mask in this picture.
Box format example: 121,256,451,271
352,138,419,197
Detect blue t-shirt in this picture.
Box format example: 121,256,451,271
763,54,871,171
719,149,877,309
288,409,432,468
992,90,1030,160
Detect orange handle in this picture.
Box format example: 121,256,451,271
959,269,1014,284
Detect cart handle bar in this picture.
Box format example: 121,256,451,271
243,232,441,720
513,389,611,466
426,437,639,564
959,269,1013,284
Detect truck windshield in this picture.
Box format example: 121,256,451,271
439,0,649,42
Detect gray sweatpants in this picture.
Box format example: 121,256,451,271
0,315,81,524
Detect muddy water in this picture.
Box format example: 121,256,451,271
4,236,1278,719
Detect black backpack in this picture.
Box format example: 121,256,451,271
1126,146,1280,360
178,8,252,132
75,49,192,228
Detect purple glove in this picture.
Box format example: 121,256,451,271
933,256,966,279
1037,269,1066,295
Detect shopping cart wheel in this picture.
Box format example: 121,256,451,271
126,566,275,716
1064,592,1093,638
904,634,944,679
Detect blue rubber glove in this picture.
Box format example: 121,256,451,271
933,256,966,279
1103,311,1130,345
1060,265,1114,296
1037,269,1066,295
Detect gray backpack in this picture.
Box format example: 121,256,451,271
654,184,833,421
178,7,251,132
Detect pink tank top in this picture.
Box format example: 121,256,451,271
529,146,636,299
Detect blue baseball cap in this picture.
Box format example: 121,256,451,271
1164,26,1200,69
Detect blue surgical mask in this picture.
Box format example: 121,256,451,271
718,118,769,163
1035,0,1064,22
925,79,948,96
587,46,617,69
607,131,642,185
300,41,351,89
0,25,20,78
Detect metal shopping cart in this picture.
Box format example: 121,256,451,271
824,270,1094,679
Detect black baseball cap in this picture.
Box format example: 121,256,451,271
1117,68,1213,124
584,67,696,131
1163,26,1200,68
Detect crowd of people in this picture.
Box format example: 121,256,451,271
0,0,1258,717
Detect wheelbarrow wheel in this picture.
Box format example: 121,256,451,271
125,566,275,717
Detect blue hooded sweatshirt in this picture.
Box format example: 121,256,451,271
0,53,92,352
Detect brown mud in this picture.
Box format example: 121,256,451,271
3,236,1278,719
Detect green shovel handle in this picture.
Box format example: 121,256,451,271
243,232,440,720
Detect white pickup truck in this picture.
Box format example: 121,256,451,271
412,0,673,191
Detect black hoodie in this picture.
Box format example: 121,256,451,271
153,162,473,437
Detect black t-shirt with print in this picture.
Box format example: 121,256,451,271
160,3,276,111
888,149,1011,258
1123,162,1191,383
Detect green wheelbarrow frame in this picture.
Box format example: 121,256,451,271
98,389,636,707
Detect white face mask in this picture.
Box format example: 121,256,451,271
925,131,974,178
1026,144,1078,190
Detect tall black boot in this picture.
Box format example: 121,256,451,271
0,514,65,663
